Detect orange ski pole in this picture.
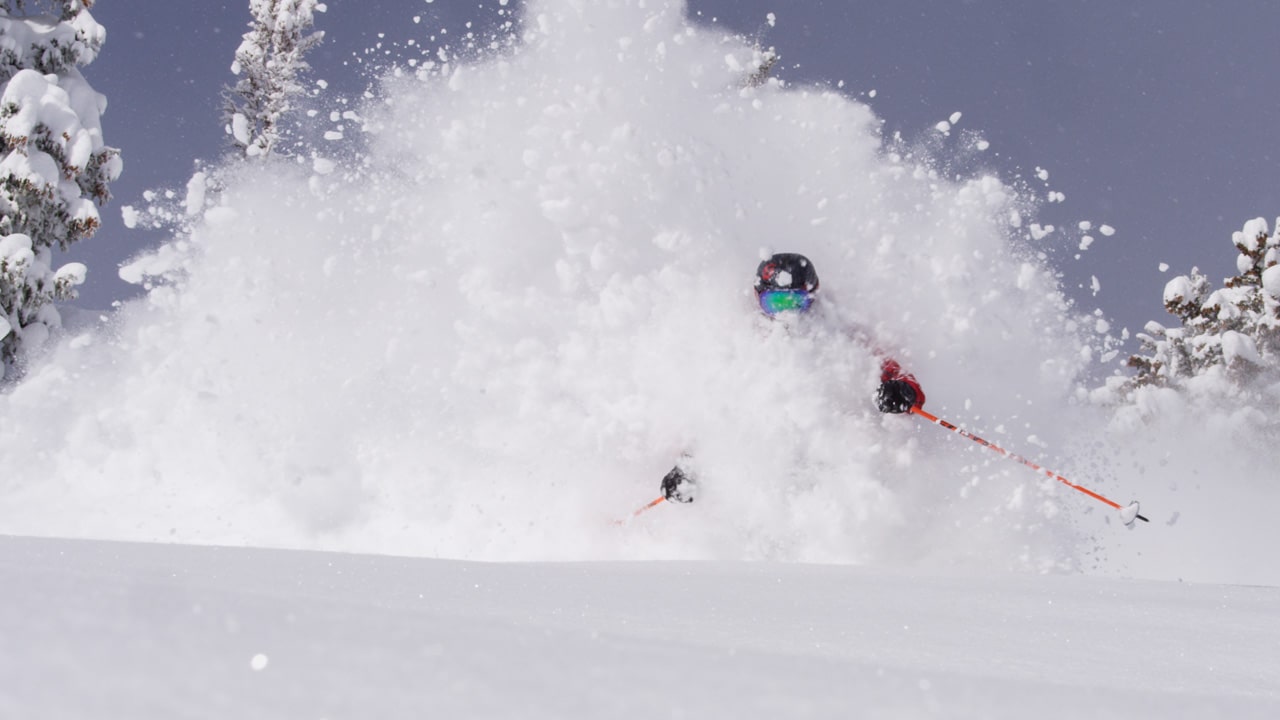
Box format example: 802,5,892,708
613,496,666,526
909,406,1148,525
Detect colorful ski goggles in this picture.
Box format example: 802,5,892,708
758,289,814,315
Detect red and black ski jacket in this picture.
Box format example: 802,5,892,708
880,357,926,409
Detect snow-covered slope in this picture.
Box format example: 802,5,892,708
3,534,1277,719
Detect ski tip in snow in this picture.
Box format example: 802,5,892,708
1119,501,1148,526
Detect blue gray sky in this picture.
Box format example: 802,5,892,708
74,0,1280,341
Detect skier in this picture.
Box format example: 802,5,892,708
659,252,926,503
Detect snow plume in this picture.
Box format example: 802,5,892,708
3,0,1123,571
1091,386,1279,586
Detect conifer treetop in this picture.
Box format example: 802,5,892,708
222,0,326,159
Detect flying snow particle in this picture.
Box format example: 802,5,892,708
1099,224,1116,236
250,654,269,671
1159,263,1170,272
1079,235,1094,251
184,172,207,217
1035,167,1049,182
949,111,962,125
767,13,776,27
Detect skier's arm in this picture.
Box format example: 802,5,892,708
837,320,925,413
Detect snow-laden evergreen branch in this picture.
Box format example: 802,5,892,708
0,0,119,378
1113,217,1280,406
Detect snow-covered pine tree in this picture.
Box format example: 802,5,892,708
1125,217,1280,392
222,0,325,159
0,0,120,378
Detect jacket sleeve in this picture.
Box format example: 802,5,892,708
880,357,926,408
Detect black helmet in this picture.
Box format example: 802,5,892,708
754,253,819,294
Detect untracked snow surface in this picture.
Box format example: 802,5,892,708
4,535,1278,719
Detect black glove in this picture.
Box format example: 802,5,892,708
876,379,918,414
661,465,696,503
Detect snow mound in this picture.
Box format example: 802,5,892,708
7,535,1279,719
